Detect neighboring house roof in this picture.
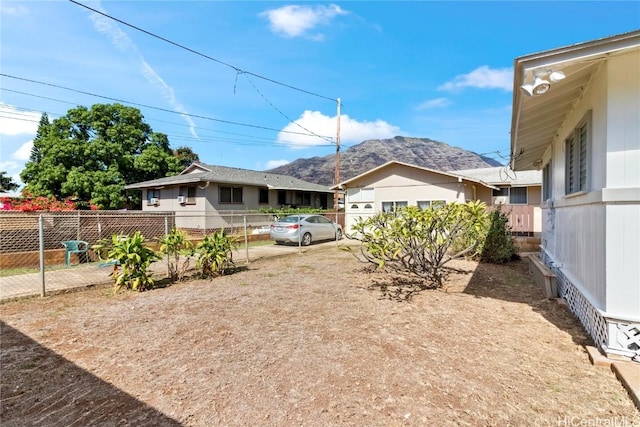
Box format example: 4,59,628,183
332,160,497,190
452,166,541,186
124,162,333,193
510,30,640,171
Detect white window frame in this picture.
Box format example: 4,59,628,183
381,201,408,213
347,187,374,203
417,200,446,210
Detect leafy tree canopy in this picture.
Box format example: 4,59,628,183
0,171,19,192
173,146,200,169
21,104,184,209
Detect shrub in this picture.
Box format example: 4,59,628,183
158,228,194,282
348,201,489,288
195,231,238,278
107,232,160,291
481,207,518,264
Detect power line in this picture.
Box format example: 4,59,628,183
1,99,335,149
0,75,333,140
69,0,338,104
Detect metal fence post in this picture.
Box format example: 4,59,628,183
165,214,170,278
243,215,249,264
39,214,45,297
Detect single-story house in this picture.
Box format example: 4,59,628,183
453,167,542,236
510,30,640,361
332,161,497,234
124,162,334,231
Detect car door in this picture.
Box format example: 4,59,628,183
315,215,335,240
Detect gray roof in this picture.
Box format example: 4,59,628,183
124,162,333,193
333,160,498,190
451,166,541,186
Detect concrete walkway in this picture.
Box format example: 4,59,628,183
0,239,353,302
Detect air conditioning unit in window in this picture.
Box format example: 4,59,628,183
148,197,159,206
177,196,186,204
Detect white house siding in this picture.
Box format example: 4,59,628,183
541,56,640,359
606,53,640,189
342,165,474,234
606,204,640,319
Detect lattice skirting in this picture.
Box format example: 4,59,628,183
541,252,640,362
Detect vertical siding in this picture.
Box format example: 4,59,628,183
553,203,607,310
606,204,640,318
606,53,640,189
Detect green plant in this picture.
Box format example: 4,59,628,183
451,201,491,259
107,231,160,291
195,231,238,278
347,201,489,288
481,207,518,264
158,228,194,282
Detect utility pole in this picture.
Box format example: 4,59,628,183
334,97,341,211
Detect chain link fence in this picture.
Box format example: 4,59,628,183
0,210,345,300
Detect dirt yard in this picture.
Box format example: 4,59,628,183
1,245,638,426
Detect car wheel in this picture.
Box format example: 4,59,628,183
301,232,312,246
335,229,343,240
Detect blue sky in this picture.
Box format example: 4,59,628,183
1,1,639,189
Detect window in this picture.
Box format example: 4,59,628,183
147,189,160,204
542,161,552,201
259,188,269,204
347,187,374,202
220,186,243,203
509,187,527,204
179,186,196,204
381,201,407,213
565,113,590,194
492,187,509,197
295,192,311,206
417,200,446,210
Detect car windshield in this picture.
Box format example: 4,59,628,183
279,216,303,223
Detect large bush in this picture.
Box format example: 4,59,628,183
349,201,489,288
481,207,518,263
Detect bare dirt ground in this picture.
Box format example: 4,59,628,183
1,246,638,426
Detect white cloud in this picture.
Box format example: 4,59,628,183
88,3,199,138
0,104,40,136
415,98,451,110
0,161,20,172
260,4,348,39
0,4,28,16
13,140,34,161
277,110,400,148
266,159,290,169
438,66,513,92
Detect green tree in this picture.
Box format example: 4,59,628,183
348,202,489,288
173,146,200,169
20,104,182,209
0,171,19,192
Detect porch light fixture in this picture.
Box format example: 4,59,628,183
549,70,566,82
521,77,551,96
520,70,565,97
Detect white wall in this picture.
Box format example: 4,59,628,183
543,52,640,319
343,164,475,234
606,52,640,189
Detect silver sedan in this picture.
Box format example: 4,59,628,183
270,214,343,246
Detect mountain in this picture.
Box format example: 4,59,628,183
267,136,503,186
